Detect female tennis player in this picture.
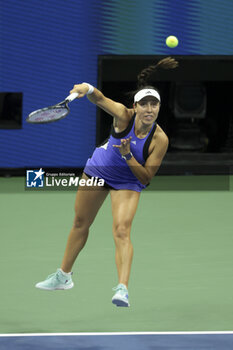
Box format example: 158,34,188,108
36,57,178,307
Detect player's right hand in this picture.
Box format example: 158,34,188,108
70,83,89,98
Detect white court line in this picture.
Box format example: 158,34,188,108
0,331,233,337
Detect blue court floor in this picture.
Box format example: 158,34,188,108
1,332,233,350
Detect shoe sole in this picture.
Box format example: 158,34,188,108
112,298,129,307
35,282,74,291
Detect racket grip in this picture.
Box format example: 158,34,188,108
65,92,79,102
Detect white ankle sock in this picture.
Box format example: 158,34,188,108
60,268,72,276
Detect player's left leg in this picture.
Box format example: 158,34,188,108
110,189,140,306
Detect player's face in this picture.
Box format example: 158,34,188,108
134,97,160,124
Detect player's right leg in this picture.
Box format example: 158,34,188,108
35,173,109,290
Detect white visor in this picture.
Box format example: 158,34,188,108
134,89,161,103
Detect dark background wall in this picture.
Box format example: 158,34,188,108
0,0,233,169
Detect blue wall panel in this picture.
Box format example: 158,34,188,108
0,0,100,168
0,0,233,168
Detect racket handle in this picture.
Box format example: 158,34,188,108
65,92,79,102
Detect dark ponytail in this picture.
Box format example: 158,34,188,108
137,56,178,89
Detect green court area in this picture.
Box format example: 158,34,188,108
0,176,233,333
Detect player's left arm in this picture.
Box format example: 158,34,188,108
126,132,169,185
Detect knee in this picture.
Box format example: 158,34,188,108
113,222,131,242
73,214,90,230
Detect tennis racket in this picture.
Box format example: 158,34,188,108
26,92,79,124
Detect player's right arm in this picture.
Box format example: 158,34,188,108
70,83,132,125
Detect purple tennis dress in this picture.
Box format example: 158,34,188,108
84,114,157,192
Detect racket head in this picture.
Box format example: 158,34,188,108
26,101,70,124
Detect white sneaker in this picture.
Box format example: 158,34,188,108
112,283,130,307
35,269,74,290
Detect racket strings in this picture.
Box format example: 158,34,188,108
29,107,67,122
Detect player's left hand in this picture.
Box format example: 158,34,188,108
113,137,132,155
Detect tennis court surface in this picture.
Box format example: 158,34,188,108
0,175,232,349
1,332,233,350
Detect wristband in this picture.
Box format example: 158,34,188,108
122,152,133,161
82,82,94,95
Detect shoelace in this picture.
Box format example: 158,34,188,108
46,270,60,280
46,270,71,282
46,273,56,280
112,285,127,292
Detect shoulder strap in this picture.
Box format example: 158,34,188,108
111,114,135,139
143,122,157,161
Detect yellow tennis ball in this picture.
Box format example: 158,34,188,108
166,36,179,48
